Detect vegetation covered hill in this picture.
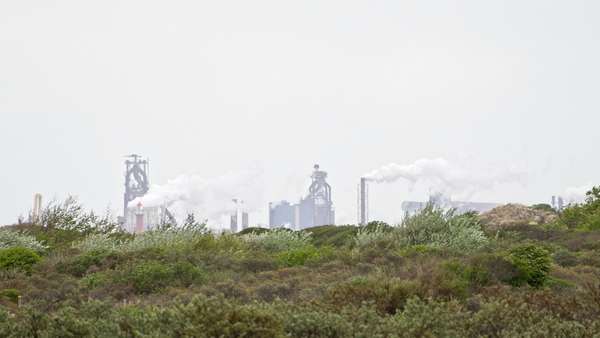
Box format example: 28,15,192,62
1,190,600,337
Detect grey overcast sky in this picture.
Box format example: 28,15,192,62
1,0,598,226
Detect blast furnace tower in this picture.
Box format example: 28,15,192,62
269,164,335,229
123,154,150,219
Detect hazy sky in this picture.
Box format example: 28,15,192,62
1,1,599,226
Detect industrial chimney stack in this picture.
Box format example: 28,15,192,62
32,193,43,224
359,178,368,226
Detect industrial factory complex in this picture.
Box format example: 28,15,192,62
121,155,175,233
268,164,335,230
118,155,565,232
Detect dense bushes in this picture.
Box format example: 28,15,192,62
508,244,552,287
558,186,600,230
242,229,312,252
0,247,41,273
1,194,600,335
400,205,488,251
0,230,47,253
353,204,488,253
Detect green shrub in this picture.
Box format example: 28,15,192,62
117,260,205,294
277,245,321,267
80,271,111,289
124,261,172,294
393,298,469,337
558,186,600,230
171,261,206,286
74,229,207,254
531,203,555,213
325,276,419,314
0,247,41,273
399,204,488,251
242,229,312,252
354,225,397,250
466,254,521,287
508,244,552,288
154,295,284,337
282,307,352,338
304,225,358,247
58,249,119,277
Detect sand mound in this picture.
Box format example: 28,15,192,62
479,204,558,231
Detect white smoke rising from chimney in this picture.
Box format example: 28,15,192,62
363,158,526,199
129,168,264,227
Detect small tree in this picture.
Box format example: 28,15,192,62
0,247,41,273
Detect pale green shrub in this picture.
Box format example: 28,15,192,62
0,230,48,253
74,229,206,253
353,205,488,252
399,205,488,252
354,226,397,249
72,233,123,253
242,229,312,252
428,217,489,251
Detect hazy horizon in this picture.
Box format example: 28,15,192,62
1,1,599,227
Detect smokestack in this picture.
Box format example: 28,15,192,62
135,202,145,234
359,178,368,226
242,212,249,230
230,213,238,233
32,193,42,224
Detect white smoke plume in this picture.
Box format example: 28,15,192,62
129,168,264,226
363,158,526,199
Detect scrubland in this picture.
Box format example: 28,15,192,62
1,190,600,337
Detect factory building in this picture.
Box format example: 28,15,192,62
402,193,499,216
230,211,249,233
269,164,335,230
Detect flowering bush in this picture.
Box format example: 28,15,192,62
242,229,312,252
73,229,206,254
0,230,48,253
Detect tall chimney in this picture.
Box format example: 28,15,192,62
135,202,145,234
230,213,238,233
32,193,43,224
242,212,249,230
359,178,368,226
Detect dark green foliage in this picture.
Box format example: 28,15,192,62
0,247,41,273
58,249,119,277
558,186,600,230
238,227,270,235
508,244,552,287
119,260,205,294
531,203,556,212
365,220,391,230
466,253,521,287
304,225,357,247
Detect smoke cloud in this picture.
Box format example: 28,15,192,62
363,158,526,199
129,168,264,226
